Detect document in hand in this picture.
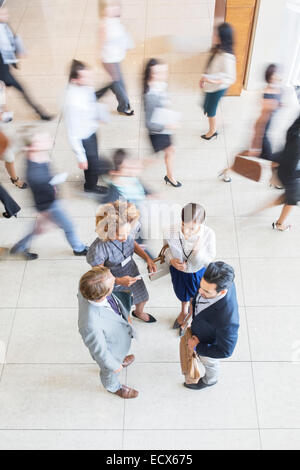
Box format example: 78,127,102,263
49,173,68,186
151,108,181,134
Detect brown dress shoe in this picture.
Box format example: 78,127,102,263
114,385,139,399
122,354,135,368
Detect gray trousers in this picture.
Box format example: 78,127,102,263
102,62,130,112
198,355,219,385
100,367,122,393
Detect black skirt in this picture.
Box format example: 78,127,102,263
149,133,172,153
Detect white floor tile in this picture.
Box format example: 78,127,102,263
124,363,258,430
0,430,123,450
260,429,300,450
253,362,300,428
0,364,125,429
124,429,260,450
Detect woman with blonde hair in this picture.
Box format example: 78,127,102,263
86,200,157,323
95,0,134,116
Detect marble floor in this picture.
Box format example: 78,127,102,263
0,0,300,451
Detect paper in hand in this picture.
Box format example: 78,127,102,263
49,173,68,186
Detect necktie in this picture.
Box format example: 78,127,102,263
107,295,121,316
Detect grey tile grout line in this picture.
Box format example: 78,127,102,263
3,427,298,432
3,361,297,365
225,138,264,451
0,258,27,386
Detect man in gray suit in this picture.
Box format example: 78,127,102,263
78,266,138,399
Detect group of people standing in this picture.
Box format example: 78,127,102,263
1,0,299,400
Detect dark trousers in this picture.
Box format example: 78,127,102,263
260,119,273,161
81,133,112,189
0,184,20,216
0,54,44,116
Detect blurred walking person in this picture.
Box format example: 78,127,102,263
96,0,134,116
143,58,181,187
10,132,89,260
64,60,110,195
200,22,236,140
0,6,53,120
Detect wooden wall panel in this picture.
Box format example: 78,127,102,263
225,0,257,95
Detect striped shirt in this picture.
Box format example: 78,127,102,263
163,225,216,273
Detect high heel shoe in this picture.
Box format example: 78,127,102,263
10,177,27,189
272,222,291,232
164,175,182,187
218,171,231,183
201,132,218,141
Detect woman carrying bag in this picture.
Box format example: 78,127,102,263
163,203,216,336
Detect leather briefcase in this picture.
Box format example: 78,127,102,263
232,154,272,182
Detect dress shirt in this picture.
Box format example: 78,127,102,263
163,224,216,273
64,84,109,163
194,292,226,317
88,298,110,308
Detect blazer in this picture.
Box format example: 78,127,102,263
78,290,134,372
191,284,239,359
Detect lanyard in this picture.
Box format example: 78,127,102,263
111,241,126,260
179,234,193,261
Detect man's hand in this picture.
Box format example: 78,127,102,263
114,365,123,374
78,161,88,170
187,335,199,351
116,276,138,287
170,258,186,272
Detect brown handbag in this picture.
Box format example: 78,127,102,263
148,244,170,281
0,132,9,158
231,154,262,182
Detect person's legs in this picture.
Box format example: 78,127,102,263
48,201,86,252
100,367,122,393
177,301,190,324
275,204,293,229
0,183,20,217
206,116,217,137
82,133,100,190
103,62,131,112
10,229,35,253
5,68,50,119
133,301,149,321
5,160,27,188
198,355,219,385
164,145,177,184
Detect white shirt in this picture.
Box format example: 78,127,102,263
88,298,109,308
194,292,226,316
101,17,133,63
163,224,216,273
203,52,236,93
64,84,110,163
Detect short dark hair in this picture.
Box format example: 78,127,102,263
69,59,86,81
113,148,128,171
181,203,206,225
203,261,235,292
265,63,277,84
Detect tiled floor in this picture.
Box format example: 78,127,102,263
0,0,300,451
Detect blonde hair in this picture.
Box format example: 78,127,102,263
79,266,111,301
95,201,140,241
98,0,120,17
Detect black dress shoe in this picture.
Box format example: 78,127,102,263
201,132,218,141
184,378,217,390
3,212,16,219
132,311,157,323
172,318,181,329
164,175,182,187
84,186,108,195
73,246,89,256
118,109,134,116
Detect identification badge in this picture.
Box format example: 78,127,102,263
121,256,131,267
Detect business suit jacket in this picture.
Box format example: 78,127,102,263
78,290,134,372
191,284,239,359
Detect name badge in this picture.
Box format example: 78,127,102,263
121,256,131,267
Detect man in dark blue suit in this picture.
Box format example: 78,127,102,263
184,262,239,390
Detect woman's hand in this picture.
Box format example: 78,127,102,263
170,258,186,272
146,258,157,274
114,365,123,374
115,276,138,287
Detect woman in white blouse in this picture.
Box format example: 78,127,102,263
96,0,134,116
164,203,216,335
200,22,236,140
